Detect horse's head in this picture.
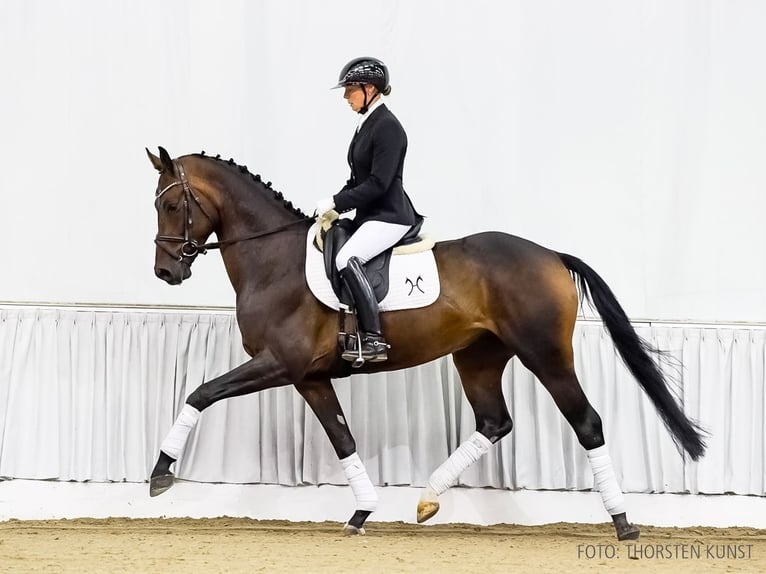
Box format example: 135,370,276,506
147,147,217,285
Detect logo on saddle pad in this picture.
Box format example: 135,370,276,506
305,220,440,312
406,275,425,295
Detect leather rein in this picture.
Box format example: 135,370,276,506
154,160,310,262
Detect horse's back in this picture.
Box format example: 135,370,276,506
431,230,578,332
433,231,563,269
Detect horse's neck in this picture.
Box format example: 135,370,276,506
208,174,308,298
216,184,298,243
220,228,308,310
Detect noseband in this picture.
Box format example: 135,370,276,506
154,161,214,262
154,160,311,263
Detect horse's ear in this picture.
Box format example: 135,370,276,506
146,148,164,172
158,146,174,173
146,146,175,173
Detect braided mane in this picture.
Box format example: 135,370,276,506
196,151,310,220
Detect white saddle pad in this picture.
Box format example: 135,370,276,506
305,222,440,312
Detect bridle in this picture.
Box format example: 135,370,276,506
154,160,311,263
154,160,214,262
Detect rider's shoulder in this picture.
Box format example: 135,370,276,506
372,106,405,133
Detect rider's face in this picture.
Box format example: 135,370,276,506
343,84,375,113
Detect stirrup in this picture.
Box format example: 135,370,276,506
353,334,366,368
341,334,363,367
341,334,368,368
341,333,390,367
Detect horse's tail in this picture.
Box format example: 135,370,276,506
557,252,706,461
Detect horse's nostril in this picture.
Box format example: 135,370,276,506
155,267,172,282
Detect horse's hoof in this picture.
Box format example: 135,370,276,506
416,500,440,523
612,512,640,541
149,473,175,497
617,524,641,541
342,524,366,536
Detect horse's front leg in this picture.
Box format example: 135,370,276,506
295,379,377,536
149,348,290,496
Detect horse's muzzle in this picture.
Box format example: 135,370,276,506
155,264,191,285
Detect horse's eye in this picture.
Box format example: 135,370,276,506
164,202,180,213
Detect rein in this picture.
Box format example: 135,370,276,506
196,219,310,252
154,160,310,262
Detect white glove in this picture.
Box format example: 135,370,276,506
315,197,335,217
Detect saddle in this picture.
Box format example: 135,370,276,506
318,216,425,306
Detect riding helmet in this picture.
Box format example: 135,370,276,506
334,57,390,94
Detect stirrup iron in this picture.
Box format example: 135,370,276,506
353,333,365,368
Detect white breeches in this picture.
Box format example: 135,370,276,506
335,220,411,271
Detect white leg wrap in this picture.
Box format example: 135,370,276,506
427,432,492,495
587,444,626,515
340,452,378,512
160,404,201,460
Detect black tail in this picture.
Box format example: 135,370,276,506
558,252,706,461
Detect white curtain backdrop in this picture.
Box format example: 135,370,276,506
1,307,763,496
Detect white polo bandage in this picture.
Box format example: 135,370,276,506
427,431,492,495
587,444,626,515
340,452,378,512
160,404,201,460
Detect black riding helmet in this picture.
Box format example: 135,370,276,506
334,57,391,114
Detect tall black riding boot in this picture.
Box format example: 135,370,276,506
340,256,389,364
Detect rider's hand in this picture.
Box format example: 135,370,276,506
315,197,335,217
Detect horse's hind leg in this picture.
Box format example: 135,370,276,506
295,378,376,536
517,337,640,541
417,335,513,523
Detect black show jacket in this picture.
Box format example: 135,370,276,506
333,104,423,227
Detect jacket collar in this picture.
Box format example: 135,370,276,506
357,99,386,132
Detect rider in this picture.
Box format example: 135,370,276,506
316,57,423,364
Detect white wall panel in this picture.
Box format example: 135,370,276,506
1,1,765,321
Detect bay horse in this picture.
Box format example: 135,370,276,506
146,147,705,539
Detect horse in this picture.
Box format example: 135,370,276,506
146,146,705,539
